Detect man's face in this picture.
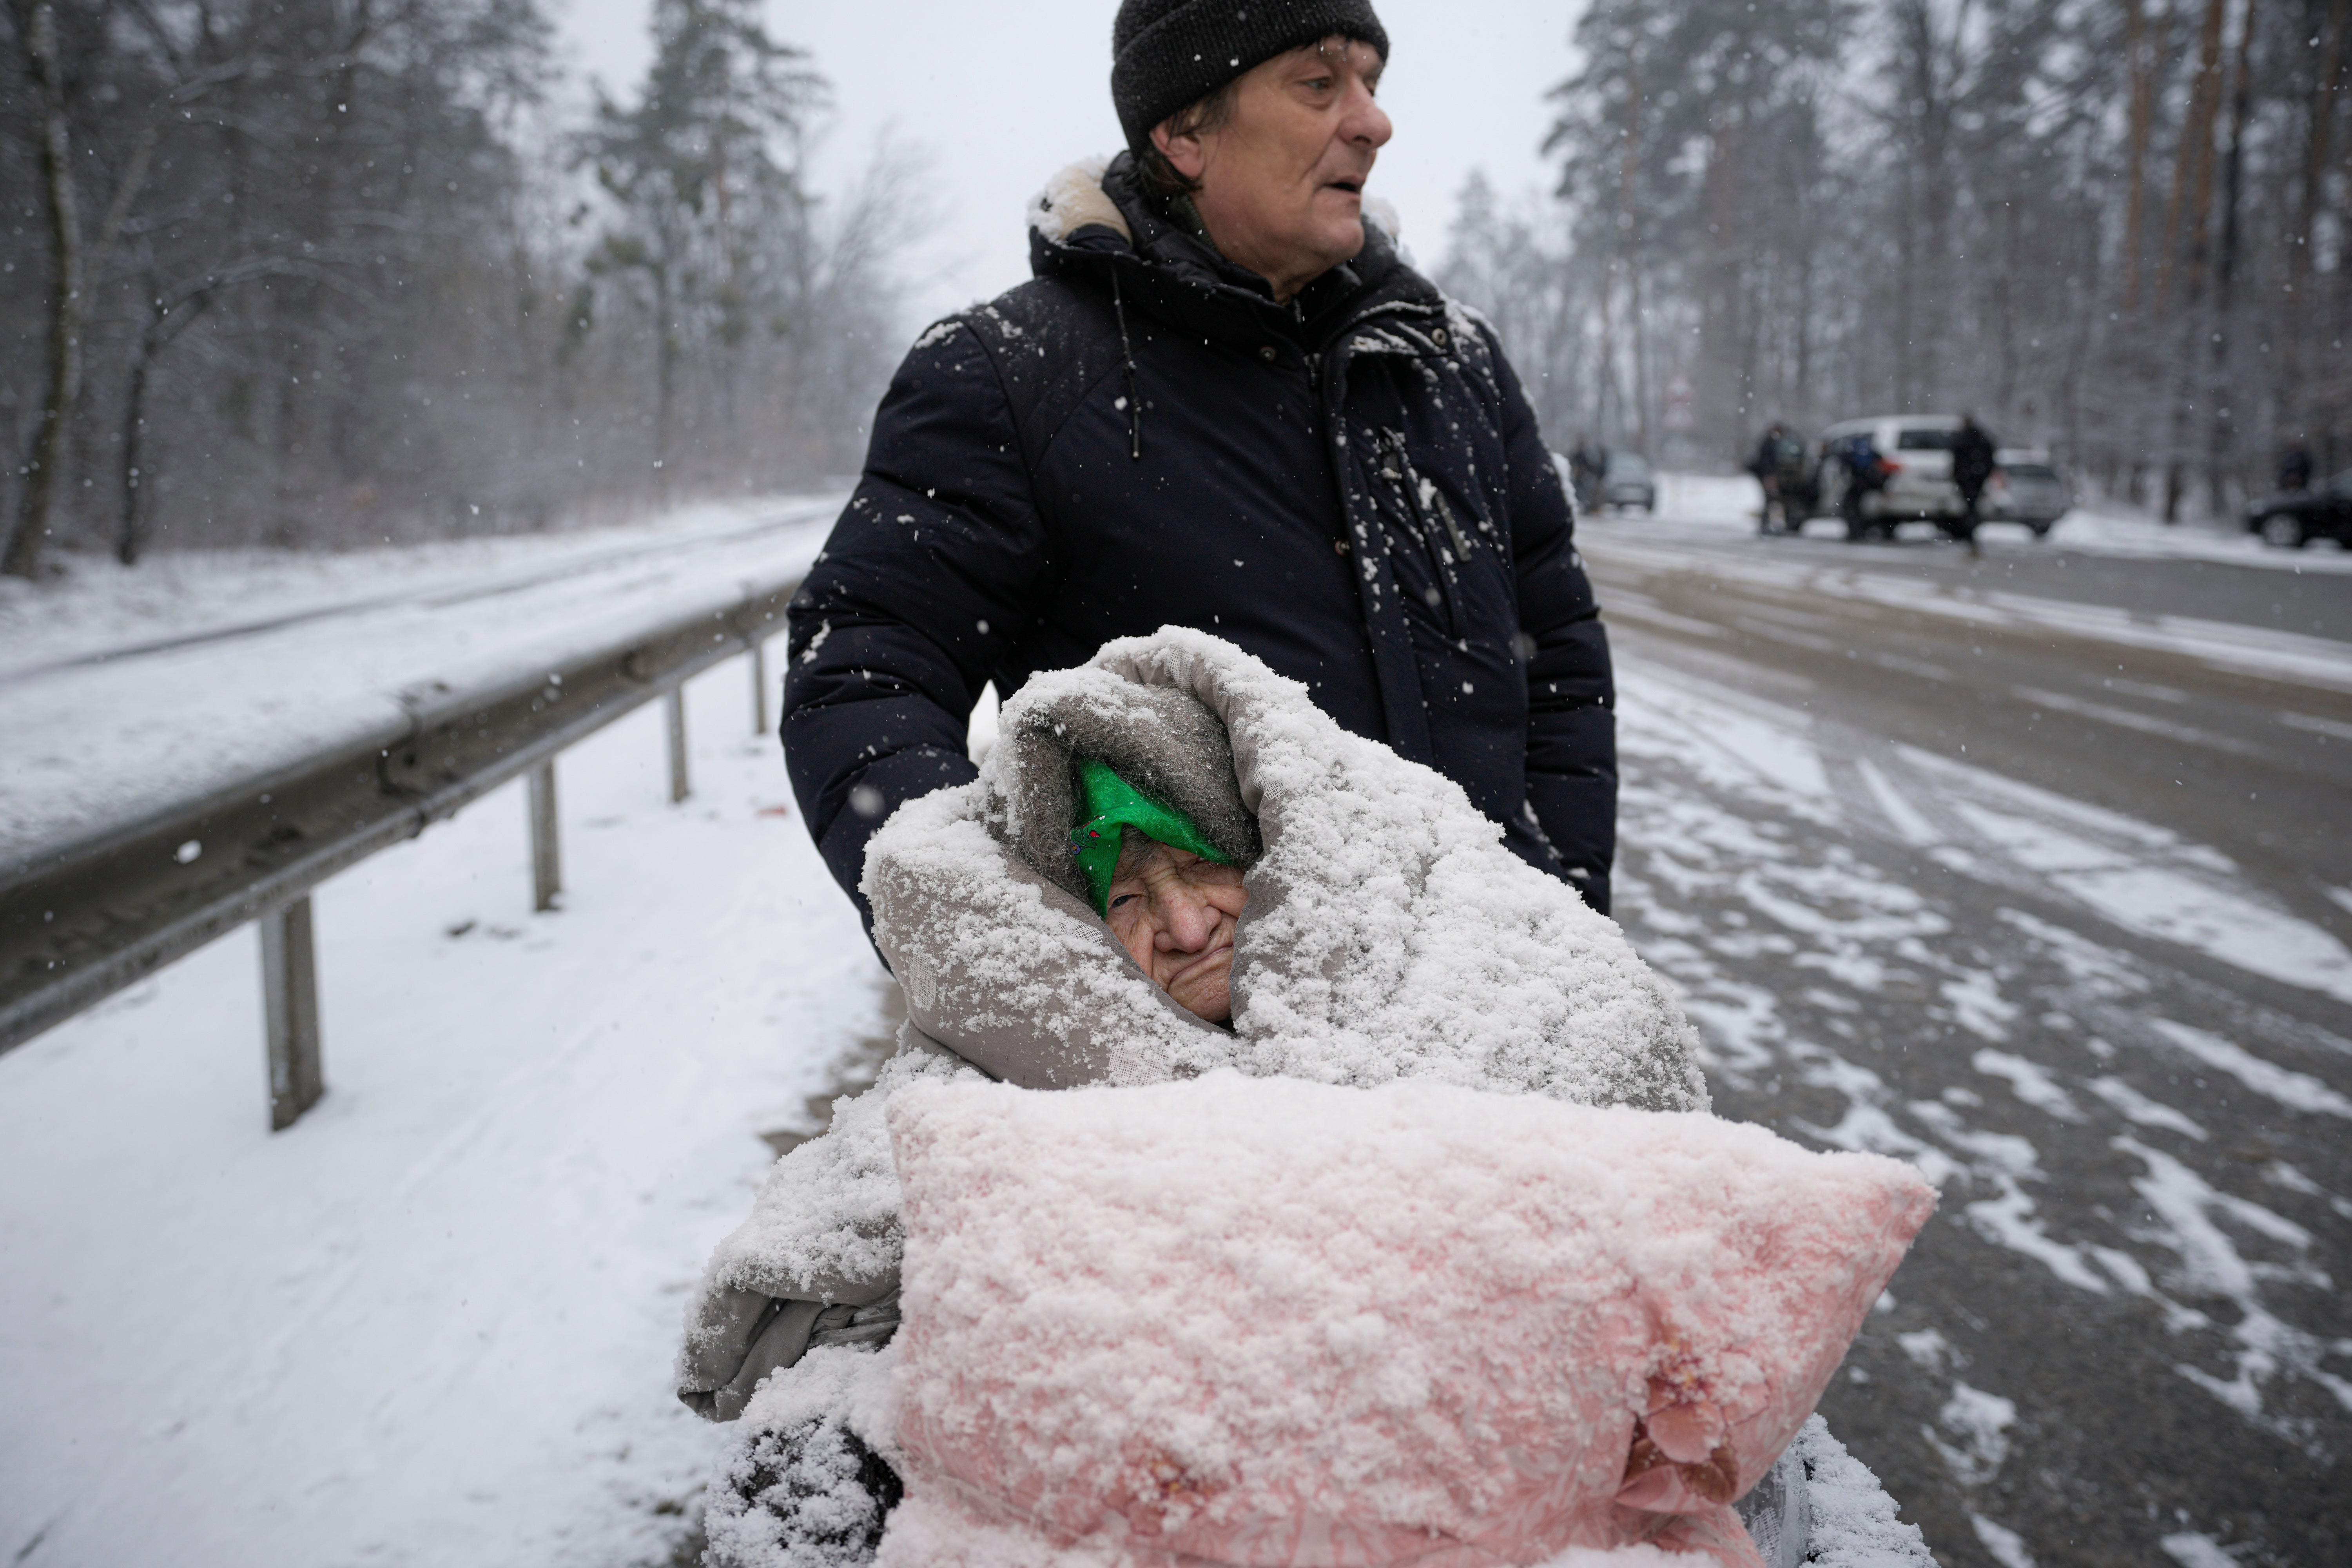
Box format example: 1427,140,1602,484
1104,834,1250,1024
1155,36,1391,300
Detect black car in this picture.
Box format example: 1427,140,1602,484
2247,469,2352,548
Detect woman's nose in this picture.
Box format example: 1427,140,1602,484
1155,886,1222,950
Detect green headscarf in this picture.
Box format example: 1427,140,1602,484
1068,758,1233,917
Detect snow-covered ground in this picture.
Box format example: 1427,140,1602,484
1588,528,2352,696
0,496,841,864
1646,470,2352,574
6,492,2344,1566
1603,653,2351,1564
1,664,883,1567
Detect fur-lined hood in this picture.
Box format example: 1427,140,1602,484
1026,152,1404,257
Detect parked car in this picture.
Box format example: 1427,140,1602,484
2246,469,2352,548
1983,448,2071,535
1812,415,1969,538
1597,451,1657,513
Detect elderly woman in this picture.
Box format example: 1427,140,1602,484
1079,761,1250,1024
678,629,1709,1563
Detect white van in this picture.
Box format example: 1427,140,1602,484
1814,414,1968,537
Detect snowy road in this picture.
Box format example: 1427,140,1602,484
1579,513,2352,1568
5,494,2349,1568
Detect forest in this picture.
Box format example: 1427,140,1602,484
1440,0,2352,518
0,0,914,574
7,0,2347,576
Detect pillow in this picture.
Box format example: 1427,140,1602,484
876,1073,1934,1568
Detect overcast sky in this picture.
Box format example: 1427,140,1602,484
552,0,1587,322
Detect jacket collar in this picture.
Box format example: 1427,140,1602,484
1026,153,1437,352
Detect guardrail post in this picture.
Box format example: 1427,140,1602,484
261,895,324,1131
666,686,691,803
750,637,770,736
528,760,561,912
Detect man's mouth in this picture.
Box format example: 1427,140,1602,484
1323,178,1364,197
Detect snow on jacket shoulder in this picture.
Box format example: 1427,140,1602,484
783,152,1617,935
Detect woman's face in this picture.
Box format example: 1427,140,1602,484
1104,834,1250,1024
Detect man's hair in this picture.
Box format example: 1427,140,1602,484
1135,80,1241,202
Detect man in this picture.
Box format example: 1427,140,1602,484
2278,442,2314,493
1951,413,1997,540
783,0,1617,927
1749,422,1806,534
1570,437,1607,515
1836,430,1890,542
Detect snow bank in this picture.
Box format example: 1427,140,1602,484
0,671,885,1566
876,1072,1936,1568
0,494,837,863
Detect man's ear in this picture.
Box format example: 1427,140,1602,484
1151,120,1210,183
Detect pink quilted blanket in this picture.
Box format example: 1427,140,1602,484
876,1073,1935,1568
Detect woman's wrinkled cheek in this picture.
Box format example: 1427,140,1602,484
1173,952,1236,1025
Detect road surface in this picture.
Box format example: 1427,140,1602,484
1581,515,2352,1568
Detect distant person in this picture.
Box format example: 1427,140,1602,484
1749,422,1807,533
1836,431,1891,539
782,0,1620,935
1569,439,1607,515
2278,443,2314,493
1951,414,1998,539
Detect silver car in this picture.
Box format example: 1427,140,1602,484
1982,448,2070,534
1598,451,1657,513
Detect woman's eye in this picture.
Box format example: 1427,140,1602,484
1110,894,1137,910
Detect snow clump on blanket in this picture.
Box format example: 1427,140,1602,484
874,1072,1936,1568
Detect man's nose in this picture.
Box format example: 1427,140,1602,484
1154,885,1222,951
1344,80,1392,149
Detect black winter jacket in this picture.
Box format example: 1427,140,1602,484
783,156,1617,921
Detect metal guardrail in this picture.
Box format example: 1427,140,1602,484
0,569,804,1128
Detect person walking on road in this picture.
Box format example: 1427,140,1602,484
1835,430,1891,541
1951,414,1997,547
2278,442,2315,493
1749,422,1807,535
782,0,1619,923
1569,438,1608,516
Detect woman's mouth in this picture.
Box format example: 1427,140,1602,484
1166,942,1234,992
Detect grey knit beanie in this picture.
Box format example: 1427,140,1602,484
1112,0,1389,154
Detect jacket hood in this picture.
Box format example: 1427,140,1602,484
1024,153,1425,350
863,628,1708,1114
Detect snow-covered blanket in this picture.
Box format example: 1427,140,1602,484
682,628,1706,1412
873,1073,1936,1567
873,625,1708,1106
683,630,1706,1405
